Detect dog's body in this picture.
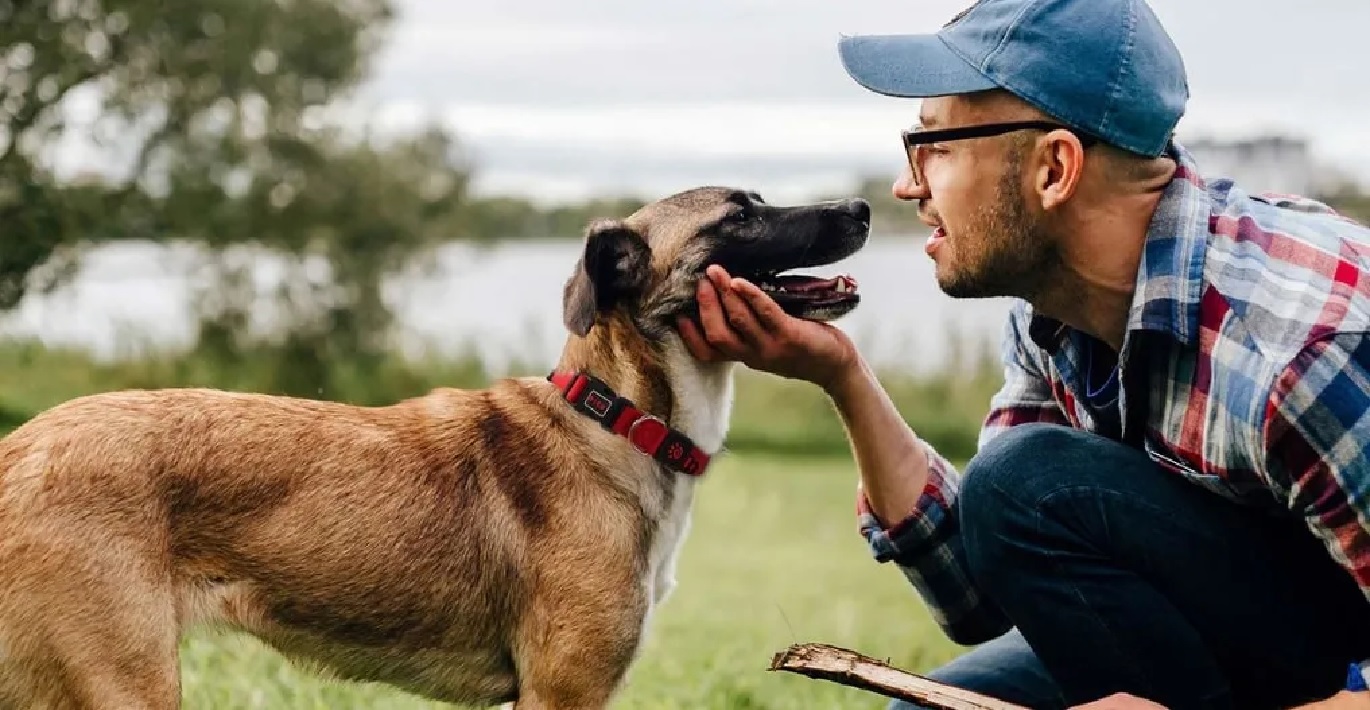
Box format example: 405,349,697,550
0,187,869,709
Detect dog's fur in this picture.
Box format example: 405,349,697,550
0,186,869,709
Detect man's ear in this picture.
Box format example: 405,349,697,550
562,219,650,337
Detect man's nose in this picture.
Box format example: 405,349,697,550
892,167,936,227
892,166,928,203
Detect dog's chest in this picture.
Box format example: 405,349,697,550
642,343,732,610
645,475,695,607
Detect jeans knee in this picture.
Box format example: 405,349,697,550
959,424,1092,584
961,424,1077,516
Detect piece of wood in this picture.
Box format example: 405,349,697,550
768,642,1030,710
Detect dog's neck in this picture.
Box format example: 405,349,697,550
556,313,735,455
658,333,734,454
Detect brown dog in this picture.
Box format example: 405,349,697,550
0,186,870,709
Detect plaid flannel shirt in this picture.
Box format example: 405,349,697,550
858,140,1370,646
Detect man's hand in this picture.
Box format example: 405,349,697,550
679,262,931,532
676,265,859,391
1293,691,1370,709
1068,693,1167,709
1067,690,1370,709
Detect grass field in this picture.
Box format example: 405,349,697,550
175,452,967,709
0,337,985,708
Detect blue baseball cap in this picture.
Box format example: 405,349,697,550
837,0,1189,157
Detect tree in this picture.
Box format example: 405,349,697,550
0,0,394,303
180,122,472,401
1,0,485,401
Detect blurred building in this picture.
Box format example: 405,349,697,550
1180,134,1357,196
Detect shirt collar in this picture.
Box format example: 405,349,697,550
1028,140,1213,353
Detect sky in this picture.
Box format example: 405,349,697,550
11,0,1370,357
344,0,1370,205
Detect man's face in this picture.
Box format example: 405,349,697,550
898,94,1061,301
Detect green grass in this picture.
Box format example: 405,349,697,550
0,337,987,706
174,452,967,709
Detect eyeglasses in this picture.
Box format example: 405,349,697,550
900,120,1099,188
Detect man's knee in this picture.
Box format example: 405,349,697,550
960,423,1091,516
958,424,1106,585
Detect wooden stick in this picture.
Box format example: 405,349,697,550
768,642,1030,710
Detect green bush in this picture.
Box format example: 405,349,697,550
0,333,1003,462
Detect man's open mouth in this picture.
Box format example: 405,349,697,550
748,271,860,321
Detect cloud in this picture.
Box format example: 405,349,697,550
342,0,1370,199
50,0,1370,200
351,94,1370,204
364,0,1370,107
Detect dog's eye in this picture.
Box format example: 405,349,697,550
724,207,750,224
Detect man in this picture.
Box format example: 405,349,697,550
675,0,1370,708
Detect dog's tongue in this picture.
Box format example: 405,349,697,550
772,274,858,294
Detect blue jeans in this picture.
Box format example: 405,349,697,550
892,424,1370,710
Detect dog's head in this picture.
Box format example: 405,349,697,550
562,187,871,338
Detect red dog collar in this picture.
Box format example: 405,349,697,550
548,370,711,477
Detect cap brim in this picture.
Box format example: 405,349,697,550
838,34,999,98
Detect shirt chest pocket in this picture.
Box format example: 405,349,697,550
1142,434,1281,510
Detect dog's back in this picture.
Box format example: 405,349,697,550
0,380,656,707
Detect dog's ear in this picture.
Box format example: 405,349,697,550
562,219,650,337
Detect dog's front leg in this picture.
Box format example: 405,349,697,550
511,634,640,710
513,681,628,710
511,588,649,710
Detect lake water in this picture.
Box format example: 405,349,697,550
0,237,1017,375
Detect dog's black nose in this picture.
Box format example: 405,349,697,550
844,198,871,225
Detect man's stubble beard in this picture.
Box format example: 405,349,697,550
937,150,1063,302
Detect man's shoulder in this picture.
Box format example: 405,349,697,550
1200,178,1370,360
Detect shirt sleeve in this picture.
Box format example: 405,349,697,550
856,304,1073,644
1261,330,1370,601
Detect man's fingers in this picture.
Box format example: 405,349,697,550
713,277,769,348
675,315,717,361
731,277,792,331
694,277,748,355
706,264,732,290
706,265,770,346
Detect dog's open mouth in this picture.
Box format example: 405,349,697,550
750,271,860,321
